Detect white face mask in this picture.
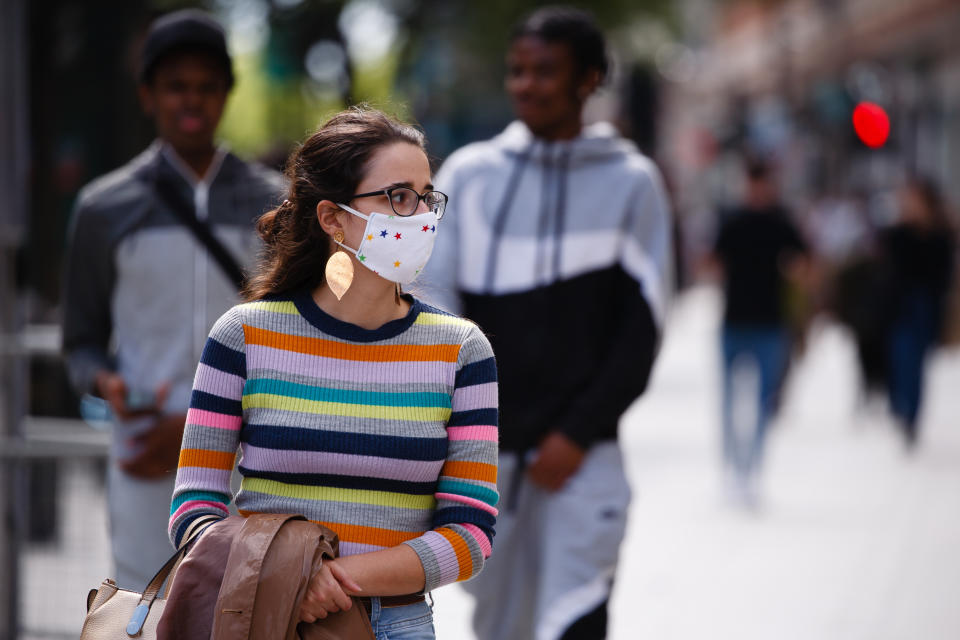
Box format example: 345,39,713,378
334,203,439,284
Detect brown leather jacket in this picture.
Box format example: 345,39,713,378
157,514,374,640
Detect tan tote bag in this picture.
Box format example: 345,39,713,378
79,516,217,639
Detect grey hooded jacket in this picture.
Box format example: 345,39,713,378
62,141,283,450
419,120,673,453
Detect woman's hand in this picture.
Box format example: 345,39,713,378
299,560,363,623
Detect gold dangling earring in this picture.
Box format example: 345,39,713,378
395,282,401,305
325,230,354,301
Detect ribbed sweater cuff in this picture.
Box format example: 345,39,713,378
403,535,457,593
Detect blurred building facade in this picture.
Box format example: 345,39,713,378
658,0,960,273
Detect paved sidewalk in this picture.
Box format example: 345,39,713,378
22,286,960,639
432,286,960,639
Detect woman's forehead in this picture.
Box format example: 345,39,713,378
360,142,431,187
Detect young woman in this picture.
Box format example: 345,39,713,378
168,107,499,638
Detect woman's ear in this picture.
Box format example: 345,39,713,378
316,200,345,236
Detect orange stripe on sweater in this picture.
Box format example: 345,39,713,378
178,448,236,470
245,325,460,362
442,460,497,484
438,528,473,581
316,521,422,547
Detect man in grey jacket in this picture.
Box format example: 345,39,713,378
61,9,282,589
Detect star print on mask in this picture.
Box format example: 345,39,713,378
333,202,439,285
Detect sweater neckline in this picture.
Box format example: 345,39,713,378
292,289,423,342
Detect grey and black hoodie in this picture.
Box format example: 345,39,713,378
421,120,672,453
61,141,283,453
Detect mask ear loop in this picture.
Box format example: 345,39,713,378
336,203,407,305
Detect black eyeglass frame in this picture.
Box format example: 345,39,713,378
349,187,448,219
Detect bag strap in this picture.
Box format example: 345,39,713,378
125,518,217,636
211,513,307,640
135,163,247,291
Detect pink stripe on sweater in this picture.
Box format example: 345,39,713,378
436,493,499,517
171,500,229,523
451,382,498,412
446,425,498,442
460,523,493,558
193,363,244,400
186,408,242,431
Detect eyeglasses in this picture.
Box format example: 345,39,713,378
350,186,448,219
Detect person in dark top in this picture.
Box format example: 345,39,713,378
712,159,808,506
881,177,956,447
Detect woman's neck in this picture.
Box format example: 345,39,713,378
311,271,409,330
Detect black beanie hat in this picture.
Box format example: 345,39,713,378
139,9,234,88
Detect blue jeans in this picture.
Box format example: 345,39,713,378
721,326,790,481
888,291,940,439
367,597,435,640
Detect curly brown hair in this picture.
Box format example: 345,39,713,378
242,106,426,301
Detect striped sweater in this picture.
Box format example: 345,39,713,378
168,290,499,592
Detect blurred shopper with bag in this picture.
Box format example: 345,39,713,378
167,107,499,639
420,7,672,639
61,9,282,590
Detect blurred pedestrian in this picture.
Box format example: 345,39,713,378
881,177,956,447
421,7,672,639
711,158,809,507
168,107,499,637
61,9,283,589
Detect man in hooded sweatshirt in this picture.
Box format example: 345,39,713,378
61,10,282,589
420,7,672,639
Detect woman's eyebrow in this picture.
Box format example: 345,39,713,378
378,181,435,191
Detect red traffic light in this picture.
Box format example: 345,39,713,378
853,102,890,148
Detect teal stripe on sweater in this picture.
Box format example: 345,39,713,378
170,489,230,515
243,378,452,408
436,479,499,507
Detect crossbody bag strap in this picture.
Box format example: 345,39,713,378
211,513,308,640
136,163,247,291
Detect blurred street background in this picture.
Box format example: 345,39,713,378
2,0,960,638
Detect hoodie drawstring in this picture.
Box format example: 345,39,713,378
483,143,535,294
483,139,574,294
534,143,558,284
551,144,573,282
